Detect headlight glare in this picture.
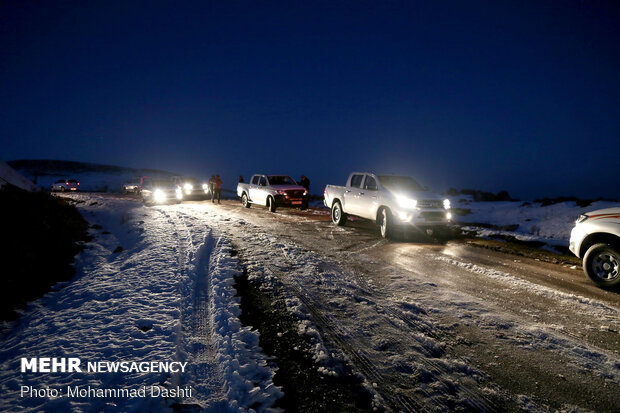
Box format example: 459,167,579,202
396,194,417,209
154,189,166,203
443,199,451,209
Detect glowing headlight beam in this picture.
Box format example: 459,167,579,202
443,199,451,209
396,194,417,209
153,189,167,203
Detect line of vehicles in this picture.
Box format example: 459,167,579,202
122,176,211,204
58,171,619,289
236,171,620,289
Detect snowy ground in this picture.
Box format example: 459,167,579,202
452,197,619,250
0,194,280,412
1,193,619,412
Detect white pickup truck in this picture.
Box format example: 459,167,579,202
324,172,452,238
237,174,309,212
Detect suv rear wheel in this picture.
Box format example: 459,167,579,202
583,243,620,288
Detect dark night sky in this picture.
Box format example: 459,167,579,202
1,1,618,199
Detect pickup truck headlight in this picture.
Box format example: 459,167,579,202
576,214,589,224
396,195,417,209
277,190,287,195
154,189,167,203
443,199,451,210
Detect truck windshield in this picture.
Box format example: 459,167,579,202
378,176,424,192
148,179,174,188
267,175,297,185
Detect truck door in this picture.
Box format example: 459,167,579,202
344,174,365,216
359,175,379,220
251,176,268,205
248,175,262,203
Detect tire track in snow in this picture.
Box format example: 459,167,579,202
228,226,498,412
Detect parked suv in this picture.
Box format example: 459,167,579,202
51,179,80,192
569,207,620,288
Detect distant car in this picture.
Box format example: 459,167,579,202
172,176,210,199
569,207,620,288
140,178,183,205
123,178,140,194
51,179,80,192
237,174,308,212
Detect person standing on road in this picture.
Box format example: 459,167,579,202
208,175,215,195
238,175,244,183
212,175,222,204
300,175,310,192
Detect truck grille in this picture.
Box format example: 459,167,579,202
417,200,442,209
286,190,305,197
420,211,446,221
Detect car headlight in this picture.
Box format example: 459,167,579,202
443,199,451,210
202,184,208,190
396,194,417,209
303,191,308,196
576,214,589,224
153,189,166,203
277,190,287,195
184,183,193,191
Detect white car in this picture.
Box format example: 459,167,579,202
172,176,210,199
140,178,183,205
51,179,80,192
123,178,140,194
569,207,620,288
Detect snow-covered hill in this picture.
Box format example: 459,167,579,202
0,160,39,191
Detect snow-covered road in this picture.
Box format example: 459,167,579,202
1,194,618,412
0,194,280,412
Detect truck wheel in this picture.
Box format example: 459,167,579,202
331,201,347,226
583,243,620,288
267,196,277,213
379,208,395,239
241,193,251,208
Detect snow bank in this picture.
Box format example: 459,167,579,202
0,160,39,191
0,194,281,412
453,198,620,247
